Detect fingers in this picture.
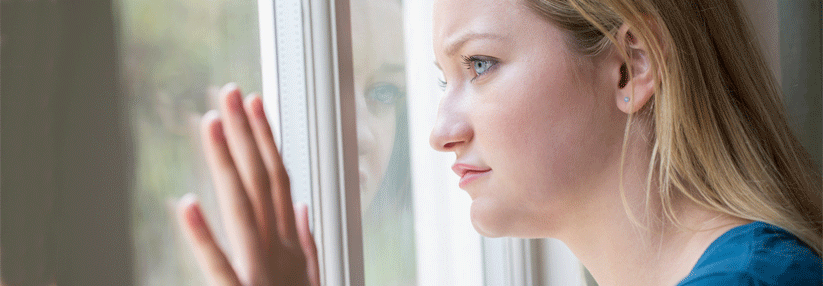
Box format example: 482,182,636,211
205,84,310,285
218,84,278,250
295,203,320,286
244,94,299,247
200,111,267,283
176,194,241,286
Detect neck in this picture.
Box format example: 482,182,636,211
554,141,749,285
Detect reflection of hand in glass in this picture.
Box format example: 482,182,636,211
176,84,319,286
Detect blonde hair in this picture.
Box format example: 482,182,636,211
524,0,822,255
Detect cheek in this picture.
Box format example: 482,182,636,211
469,59,621,235
369,110,396,170
481,63,601,191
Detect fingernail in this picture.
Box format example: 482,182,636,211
202,109,220,122
227,93,243,114
221,83,243,113
180,194,205,228
179,193,198,208
296,202,309,215
207,117,226,144
220,82,238,94
250,95,266,119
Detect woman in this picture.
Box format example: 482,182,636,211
176,0,822,285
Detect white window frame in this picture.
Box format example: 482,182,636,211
259,0,363,285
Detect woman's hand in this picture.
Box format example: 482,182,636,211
176,83,320,286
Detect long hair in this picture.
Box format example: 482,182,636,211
524,0,822,255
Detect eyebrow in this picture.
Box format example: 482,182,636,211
443,32,506,56
376,62,405,74
368,63,406,85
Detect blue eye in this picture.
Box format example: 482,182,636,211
367,82,402,104
461,55,498,80
472,59,492,75
364,82,404,116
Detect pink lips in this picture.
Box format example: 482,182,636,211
452,163,492,188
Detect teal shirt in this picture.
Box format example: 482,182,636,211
677,221,822,285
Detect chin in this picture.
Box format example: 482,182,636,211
469,197,516,238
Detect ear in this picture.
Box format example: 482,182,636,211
612,24,656,114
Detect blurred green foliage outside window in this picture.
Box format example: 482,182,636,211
117,1,261,284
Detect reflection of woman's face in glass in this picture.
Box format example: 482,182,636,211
352,0,405,210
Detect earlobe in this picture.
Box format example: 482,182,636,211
614,25,656,114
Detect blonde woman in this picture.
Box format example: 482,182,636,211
176,0,822,285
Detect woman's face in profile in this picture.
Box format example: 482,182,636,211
430,0,626,237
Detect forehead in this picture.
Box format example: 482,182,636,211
432,0,550,53
351,0,404,74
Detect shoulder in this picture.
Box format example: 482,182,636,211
677,221,822,286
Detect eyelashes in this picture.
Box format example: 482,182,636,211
438,55,499,90
461,55,497,79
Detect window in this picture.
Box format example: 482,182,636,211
2,0,817,285
116,0,594,284
117,0,262,284
0,0,799,285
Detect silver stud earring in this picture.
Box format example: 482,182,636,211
624,97,630,102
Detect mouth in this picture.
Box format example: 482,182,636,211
452,163,492,188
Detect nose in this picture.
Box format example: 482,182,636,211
356,94,373,156
429,96,473,152
357,115,373,156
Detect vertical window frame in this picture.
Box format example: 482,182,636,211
258,0,365,284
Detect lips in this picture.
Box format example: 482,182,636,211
451,163,492,188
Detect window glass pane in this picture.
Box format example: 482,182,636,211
116,1,261,284
350,0,417,284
